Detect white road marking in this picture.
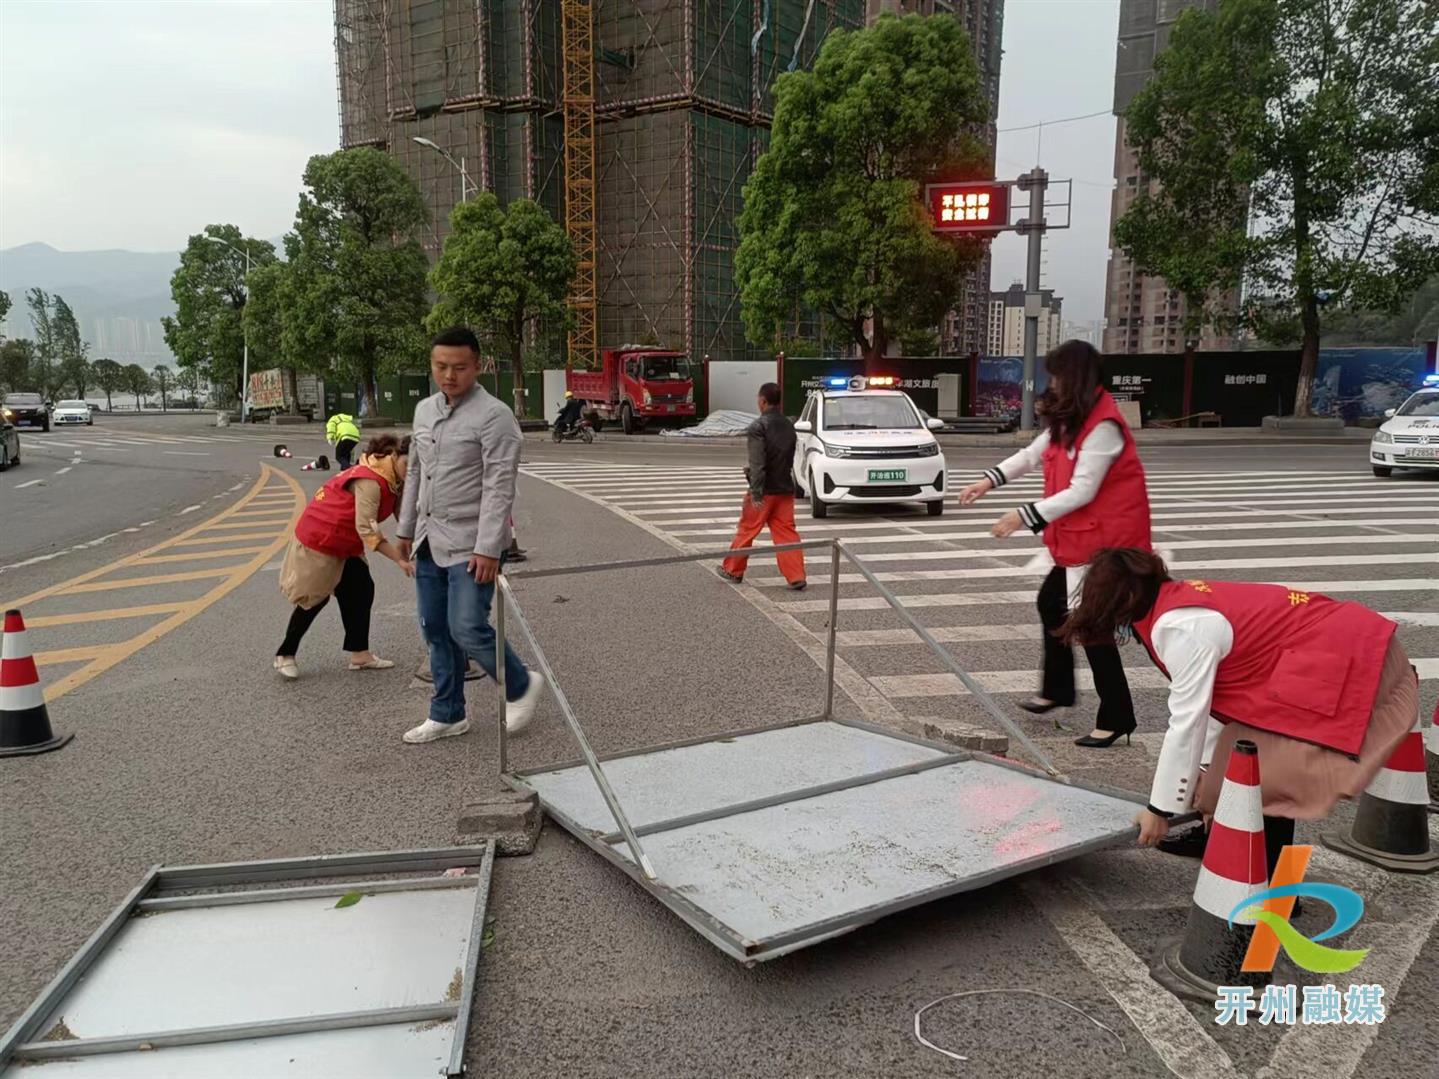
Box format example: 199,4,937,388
1384,611,1439,627
178,504,204,515
163,451,211,456
1022,876,1239,1079
53,467,71,475
14,479,44,489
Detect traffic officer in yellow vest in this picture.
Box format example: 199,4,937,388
326,412,362,469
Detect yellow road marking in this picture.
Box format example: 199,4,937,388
59,569,234,594
24,603,189,628
199,520,293,532
36,645,121,667
171,532,280,547
132,546,271,565
37,466,305,702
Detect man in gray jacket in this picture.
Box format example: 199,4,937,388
717,382,807,589
396,326,544,744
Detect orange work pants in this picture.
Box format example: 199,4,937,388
721,494,806,584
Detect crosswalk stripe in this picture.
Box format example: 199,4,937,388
777,579,1439,614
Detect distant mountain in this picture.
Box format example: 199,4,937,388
0,242,180,367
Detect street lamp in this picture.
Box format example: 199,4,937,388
412,137,473,201
201,234,257,422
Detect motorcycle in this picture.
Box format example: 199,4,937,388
552,417,595,444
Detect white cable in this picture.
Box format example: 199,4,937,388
913,988,1127,1064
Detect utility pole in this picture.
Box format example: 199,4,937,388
1017,167,1049,433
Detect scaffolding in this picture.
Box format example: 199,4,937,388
333,1,999,364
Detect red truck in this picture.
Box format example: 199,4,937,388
566,346,695,434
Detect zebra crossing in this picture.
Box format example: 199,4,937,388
521,461,1439,726
19,430,265,450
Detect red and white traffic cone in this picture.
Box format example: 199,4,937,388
1323,715,1439,873
1151,740,1269,1005
301,460,317,471
1,609,73,757
1425,703,1437,816
273,445,292,459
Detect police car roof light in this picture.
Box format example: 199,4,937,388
1422,373,1439,387
825,376,849,388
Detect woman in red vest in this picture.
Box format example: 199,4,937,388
960,341,1152,748
274,434,415,679
1061,547,1418,870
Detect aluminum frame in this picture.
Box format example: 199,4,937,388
0,845,495,1077
496,539,1154,963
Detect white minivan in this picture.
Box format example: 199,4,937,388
793,377,947,518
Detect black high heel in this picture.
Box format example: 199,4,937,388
1074,729,1133,748
1019,697,1071,715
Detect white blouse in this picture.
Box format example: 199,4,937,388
1147,606,1233,815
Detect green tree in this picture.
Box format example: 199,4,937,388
25,288,59,397
92,359,123,412
736,13,990,370
0,339,36,393
1114,0,1439,416
162,225,276,403
427,194,575,417
283,148,430,415
152,364,173,410
0,290,10,337
123,363,152,409
174,364,202,407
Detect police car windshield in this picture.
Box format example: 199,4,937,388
1397,391,1439,417
823,395,920,430
58,400,86,409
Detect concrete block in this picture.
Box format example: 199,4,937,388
1261,414,1344,432
900,716,1009,754
457,788,542,856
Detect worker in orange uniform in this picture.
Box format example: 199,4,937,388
718,383,807,590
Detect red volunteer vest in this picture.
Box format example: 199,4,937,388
1132,579,1396,757
293,465,396,559
1041,389,1151,566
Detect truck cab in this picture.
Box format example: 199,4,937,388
565,346,695,434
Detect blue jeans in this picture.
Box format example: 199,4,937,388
415,546,530,723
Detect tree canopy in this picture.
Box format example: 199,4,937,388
1114,0,1439,415
283,148,430,416
162,225,276,402
92,358,124,411
428,193,575,417
735,13,992,368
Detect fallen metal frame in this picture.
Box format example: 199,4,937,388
494,539,1152,962
0,845,494,1076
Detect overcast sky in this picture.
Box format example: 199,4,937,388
0,0,1121,323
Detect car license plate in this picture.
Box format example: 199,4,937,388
868,469,906,482
1406,447,1438,459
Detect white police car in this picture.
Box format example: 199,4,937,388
793,375,947,518
1370,375,1439,477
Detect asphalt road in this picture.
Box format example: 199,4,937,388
1,414,1435,1079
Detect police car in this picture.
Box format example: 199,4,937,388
1370,374,1439,477
793,375,947,518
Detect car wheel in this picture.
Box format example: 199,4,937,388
809,471,828,519
581,427,594,444
87,418,93,426
793,468,806,498
42,421,50,432
1372,466,1393,478
927,499,944,517
621,403,636,435
0,444,9,472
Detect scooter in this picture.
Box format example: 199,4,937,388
552,418,595,444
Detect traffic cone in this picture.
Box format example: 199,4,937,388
273,445,291,458
301,460,317,471
1151,740,1269,1005
1322,715,1439,873
317,455,330,470
1426,704,1437,816
1,610,73,757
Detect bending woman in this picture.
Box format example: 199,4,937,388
1061,547,1418,873
960,341,1152,748
274,434,415,679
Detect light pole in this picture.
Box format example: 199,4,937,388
202,234,256,422
412,137,472,201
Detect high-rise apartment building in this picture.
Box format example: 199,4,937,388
988,282,1062,356
1102,0,1236,354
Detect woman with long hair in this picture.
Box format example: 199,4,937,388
274,434,415,679
1061,548,1418,873
960,341,1152,748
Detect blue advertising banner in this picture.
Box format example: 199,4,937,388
974,357,1049,419
1313,347,1433,421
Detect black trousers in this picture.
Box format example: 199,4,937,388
1263,815,1296,879
336,439,358,469
277,556,373,656
1035,566,1135,732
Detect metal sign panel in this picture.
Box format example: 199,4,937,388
0,847,494,1077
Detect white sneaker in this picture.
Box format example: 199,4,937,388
504,669,544,733
274,656,299,680
403,718,471,744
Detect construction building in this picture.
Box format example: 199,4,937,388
1102,0,1236,354
334,1,1004,367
